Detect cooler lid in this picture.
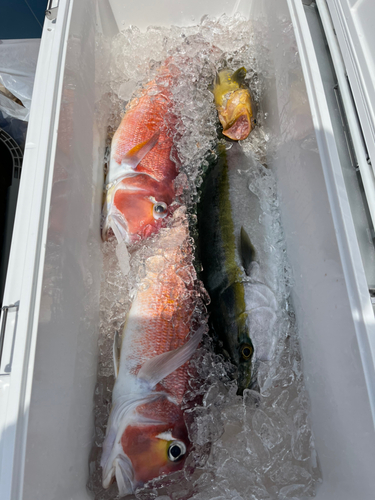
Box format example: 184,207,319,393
327,0,375,176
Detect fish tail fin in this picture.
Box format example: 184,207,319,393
231,67,247,85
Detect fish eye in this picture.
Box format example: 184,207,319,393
241,343,253,360
167,441,186,462
153,202,168,219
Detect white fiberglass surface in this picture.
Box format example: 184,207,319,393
258,1,375,499
22,2,103,499
20,0,375,499
326,0,375,176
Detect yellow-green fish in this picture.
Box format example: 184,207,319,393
197,142,278,394
213,67,255,141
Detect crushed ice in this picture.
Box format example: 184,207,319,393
88,14,322,500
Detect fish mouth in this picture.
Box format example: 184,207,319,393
101,208,131,244
101,426,136,496
101,393,164,496
100,400,137,495
222,112,251,141
236,362,253,396
217,88,255,141
102,447,135,495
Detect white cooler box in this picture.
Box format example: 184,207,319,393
1,0,375,499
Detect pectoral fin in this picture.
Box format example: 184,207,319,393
137,325,204,388
240,226,256,276
121,131,160,171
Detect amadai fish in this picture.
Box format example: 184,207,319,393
102,62,178,244
197,142,278,394
101,210,204,495
213,67,255,141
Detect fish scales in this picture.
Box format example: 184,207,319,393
112,78,176,183
121,256,195,402
198,142,278,393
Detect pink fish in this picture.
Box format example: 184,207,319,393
101,213,204,495
102,63,178,244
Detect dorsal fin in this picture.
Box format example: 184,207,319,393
121,131,160,171
240,226,256,276
137,325,204,388
231,67,247,85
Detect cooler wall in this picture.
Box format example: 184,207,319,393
22,1,102,499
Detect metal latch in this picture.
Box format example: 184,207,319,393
0,303,18,371
45,0,59,21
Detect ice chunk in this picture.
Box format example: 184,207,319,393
185,405,224,446
291,408,314,462
252,409,282,450
118,80,137,101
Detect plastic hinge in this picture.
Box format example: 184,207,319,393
45,0,59,21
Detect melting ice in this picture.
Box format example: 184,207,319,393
88,14,322,500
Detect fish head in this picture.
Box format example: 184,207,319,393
101,395,190,496
217,285,255,395
213,68,255,141
123,396,189,487
219,319,254,395
226,313,254,395
232,286,278,395
236,333,255,395
226,307,277,395
102,174,175,243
